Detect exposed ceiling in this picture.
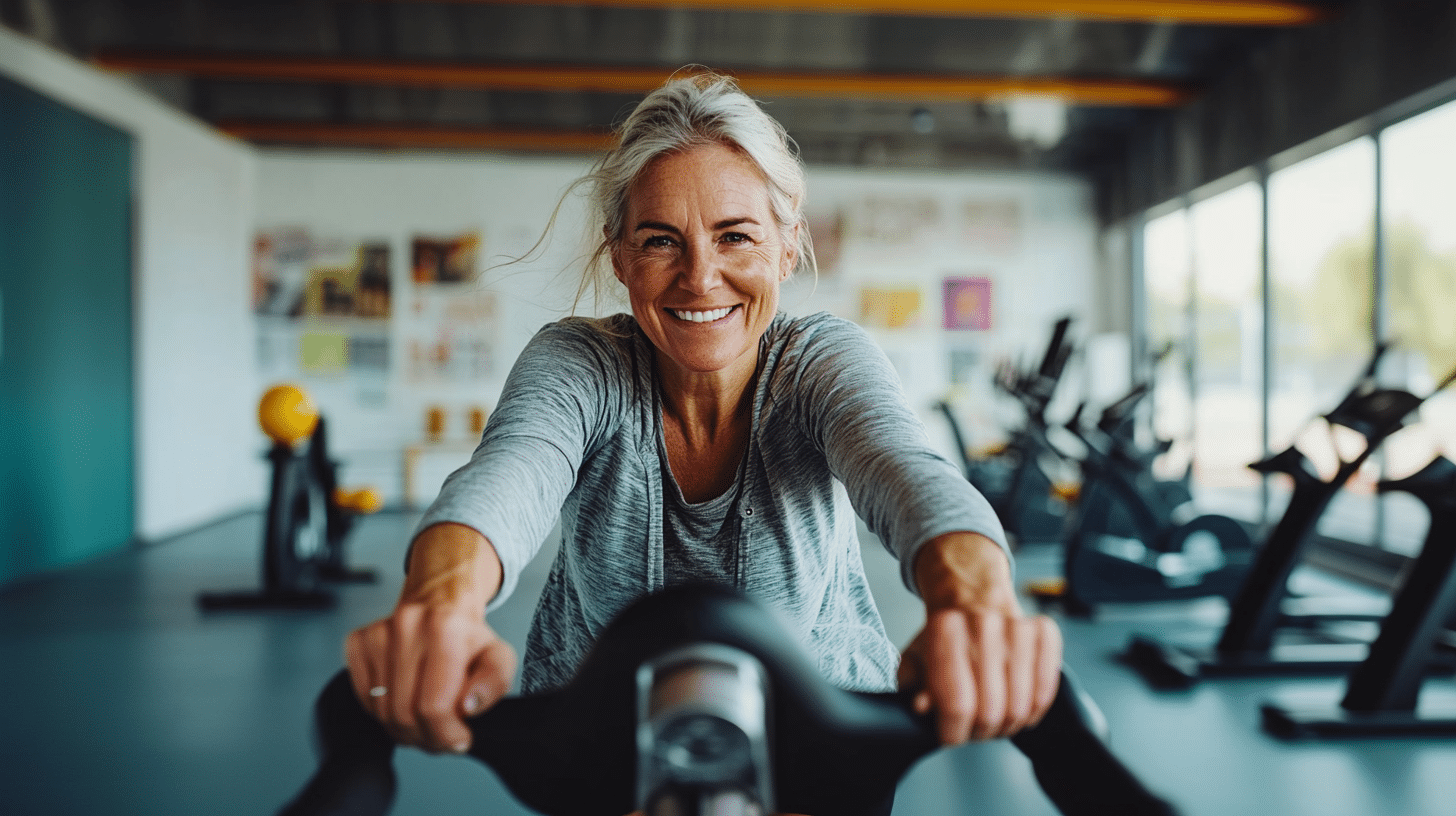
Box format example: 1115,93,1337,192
2,0,1348,174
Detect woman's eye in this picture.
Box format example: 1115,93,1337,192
720,232,749,244
642,235,674,248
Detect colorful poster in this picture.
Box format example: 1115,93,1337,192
859,286,923,329
411,232,481,285
943,276,993,331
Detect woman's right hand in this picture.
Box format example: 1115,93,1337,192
343,523,515,754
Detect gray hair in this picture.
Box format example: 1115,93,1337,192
576,70,816,309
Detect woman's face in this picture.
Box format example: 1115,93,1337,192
611,142,796,383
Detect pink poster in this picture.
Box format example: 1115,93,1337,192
943,276,992,331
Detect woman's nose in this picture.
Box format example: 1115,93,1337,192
678,241,723,294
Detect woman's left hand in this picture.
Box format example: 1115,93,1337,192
898,532,1062,745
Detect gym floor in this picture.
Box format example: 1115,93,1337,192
3,511,1455,816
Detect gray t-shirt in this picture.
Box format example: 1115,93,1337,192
419,311,1007,693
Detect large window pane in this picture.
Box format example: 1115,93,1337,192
1268,138,1377,544
1142,210,1193,482
1380,101,1456,554
1189,182,1264,520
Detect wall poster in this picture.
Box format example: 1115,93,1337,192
942,276,993,331
252,229,394,385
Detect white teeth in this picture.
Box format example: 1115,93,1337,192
671,306,734,323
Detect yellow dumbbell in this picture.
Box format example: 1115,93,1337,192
334,487,383,515
259,384,319,447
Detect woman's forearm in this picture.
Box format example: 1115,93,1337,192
401,522,503,614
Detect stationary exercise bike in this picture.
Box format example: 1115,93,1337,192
938,317,1078,546
1262,454,1456,738
198,385,381,611
277,585,1178,816
1051,383,1255,616
1124,349,1456,688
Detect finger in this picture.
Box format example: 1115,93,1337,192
1029,617,1064,726
383,608,429,748
897,639,932,713
924,610,975,745
461,637,517,717
415,629,478,754
1003,617,1038,733
344,626,381,713
968,613,1007,741
356,622,396,722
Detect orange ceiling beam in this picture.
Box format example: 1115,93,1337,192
380,0,1327,26
96,54,1191,106
216,121,616,152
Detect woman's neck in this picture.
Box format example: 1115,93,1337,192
655,350,758,446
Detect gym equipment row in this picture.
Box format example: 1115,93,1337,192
278,585,1178,816
1057,384,1254,616
940,320,1254,615
937,316,1076,546
1123,349,1456,688
198,385,381,611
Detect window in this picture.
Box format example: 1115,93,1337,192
1142,210,1194,483
1266,138,1378,544
1379,101,1456,554
1188,182,1264,520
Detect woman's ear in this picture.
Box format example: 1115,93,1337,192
606,228,627,285
780,224,800,280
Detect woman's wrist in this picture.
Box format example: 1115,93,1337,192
912,531,1017,614
400,522,502,614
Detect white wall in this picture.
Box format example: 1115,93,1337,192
255,153,1098,501
0,26,263,541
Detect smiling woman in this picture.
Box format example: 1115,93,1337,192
342,69,1062,816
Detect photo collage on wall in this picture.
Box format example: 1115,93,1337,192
253,229,393,382
252,228,500,393
406,232,498,383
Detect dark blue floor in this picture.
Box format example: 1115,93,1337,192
2,511,1454,815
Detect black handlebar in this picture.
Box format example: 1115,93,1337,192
279,585,1178,816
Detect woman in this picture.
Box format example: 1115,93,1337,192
345,71,1062,808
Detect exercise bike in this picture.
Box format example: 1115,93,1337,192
938,317,1077,546
277,585,1179,816
1262,454,1456,738
1123,349,1456,688
1051,385,1255,617
198,385,380,611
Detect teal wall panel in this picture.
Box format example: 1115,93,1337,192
0,76,136,585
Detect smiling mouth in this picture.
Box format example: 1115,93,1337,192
668,305,738,323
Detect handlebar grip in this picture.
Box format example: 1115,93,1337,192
279,587,1180,816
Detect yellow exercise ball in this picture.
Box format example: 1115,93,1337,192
258,384,319,446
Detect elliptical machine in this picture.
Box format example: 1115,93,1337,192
198,385,380,611
937,316,1077,546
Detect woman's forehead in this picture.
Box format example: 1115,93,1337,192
626,144,774,224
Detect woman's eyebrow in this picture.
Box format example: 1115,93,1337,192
714,217,761,230
632,220,680,234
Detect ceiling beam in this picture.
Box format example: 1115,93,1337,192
375,0,1328,26
216,121,617,152
95,54,1191,106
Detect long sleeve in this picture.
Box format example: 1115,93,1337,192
415,318,627,610
779,315,1010,594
